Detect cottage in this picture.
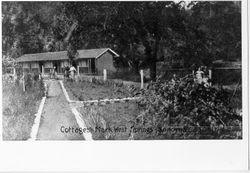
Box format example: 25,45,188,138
16,48,119,75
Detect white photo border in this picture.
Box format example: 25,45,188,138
0,0,248,171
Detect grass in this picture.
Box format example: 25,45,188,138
77,102,140,140
64,80,132,101
64,79,142,140
2,76,45,140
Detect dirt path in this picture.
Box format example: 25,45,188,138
37,80,84,140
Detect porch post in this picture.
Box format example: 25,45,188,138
77,65,79,76
22,72,25,92
42,65,44,76
89,59,92,74
95,59,97,74
88,59,91,74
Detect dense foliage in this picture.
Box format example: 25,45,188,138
131,75,242,139
2,1,241,80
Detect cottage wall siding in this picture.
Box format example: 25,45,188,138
96,52,116,75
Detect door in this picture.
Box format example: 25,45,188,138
91,58,96,74
39,62,44,73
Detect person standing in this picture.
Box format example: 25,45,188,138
69,65,76,81
64,65,70,80
196,67,204,84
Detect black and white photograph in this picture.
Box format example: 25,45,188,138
1,0,249,172
2,1,243,141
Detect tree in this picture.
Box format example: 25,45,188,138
183,1,241,65
2,1,241,79
2,2,61,58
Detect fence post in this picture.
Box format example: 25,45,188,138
13,67,16,76
13,67,17,81
103,69,107,81
23,72,25,92
77,65,80,76
140,69,144,89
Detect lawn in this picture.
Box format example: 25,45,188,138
64,80,142,140
2,76,45,140
77,101,140,140
64,80,133,101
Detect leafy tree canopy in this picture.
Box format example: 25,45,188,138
2,1,241,80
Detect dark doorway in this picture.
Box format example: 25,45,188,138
91,59,96,73
39,62,43,73
72,60,77,68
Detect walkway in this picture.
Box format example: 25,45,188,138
37,80,84,140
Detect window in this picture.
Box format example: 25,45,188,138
22,63,29,68
61,60,69,67
44,62,53,68
31,62,39,68
79,60,88,67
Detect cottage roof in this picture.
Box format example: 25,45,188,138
16,48,119,62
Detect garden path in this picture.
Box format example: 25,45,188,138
37,80,84,140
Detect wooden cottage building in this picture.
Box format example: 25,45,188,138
16,48,119,75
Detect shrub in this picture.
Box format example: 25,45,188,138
131,75,242,139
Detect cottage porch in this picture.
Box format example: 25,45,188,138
21,58,96,75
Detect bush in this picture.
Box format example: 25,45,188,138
131,75,242,139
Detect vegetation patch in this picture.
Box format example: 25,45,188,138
65,75,242,140
64,80,133,101
77,102,140,140
2,75,45,140
130,75,242,140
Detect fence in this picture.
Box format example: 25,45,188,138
76,69,145,89
160,68,193,80
160,67,241,86
212,68,241,85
